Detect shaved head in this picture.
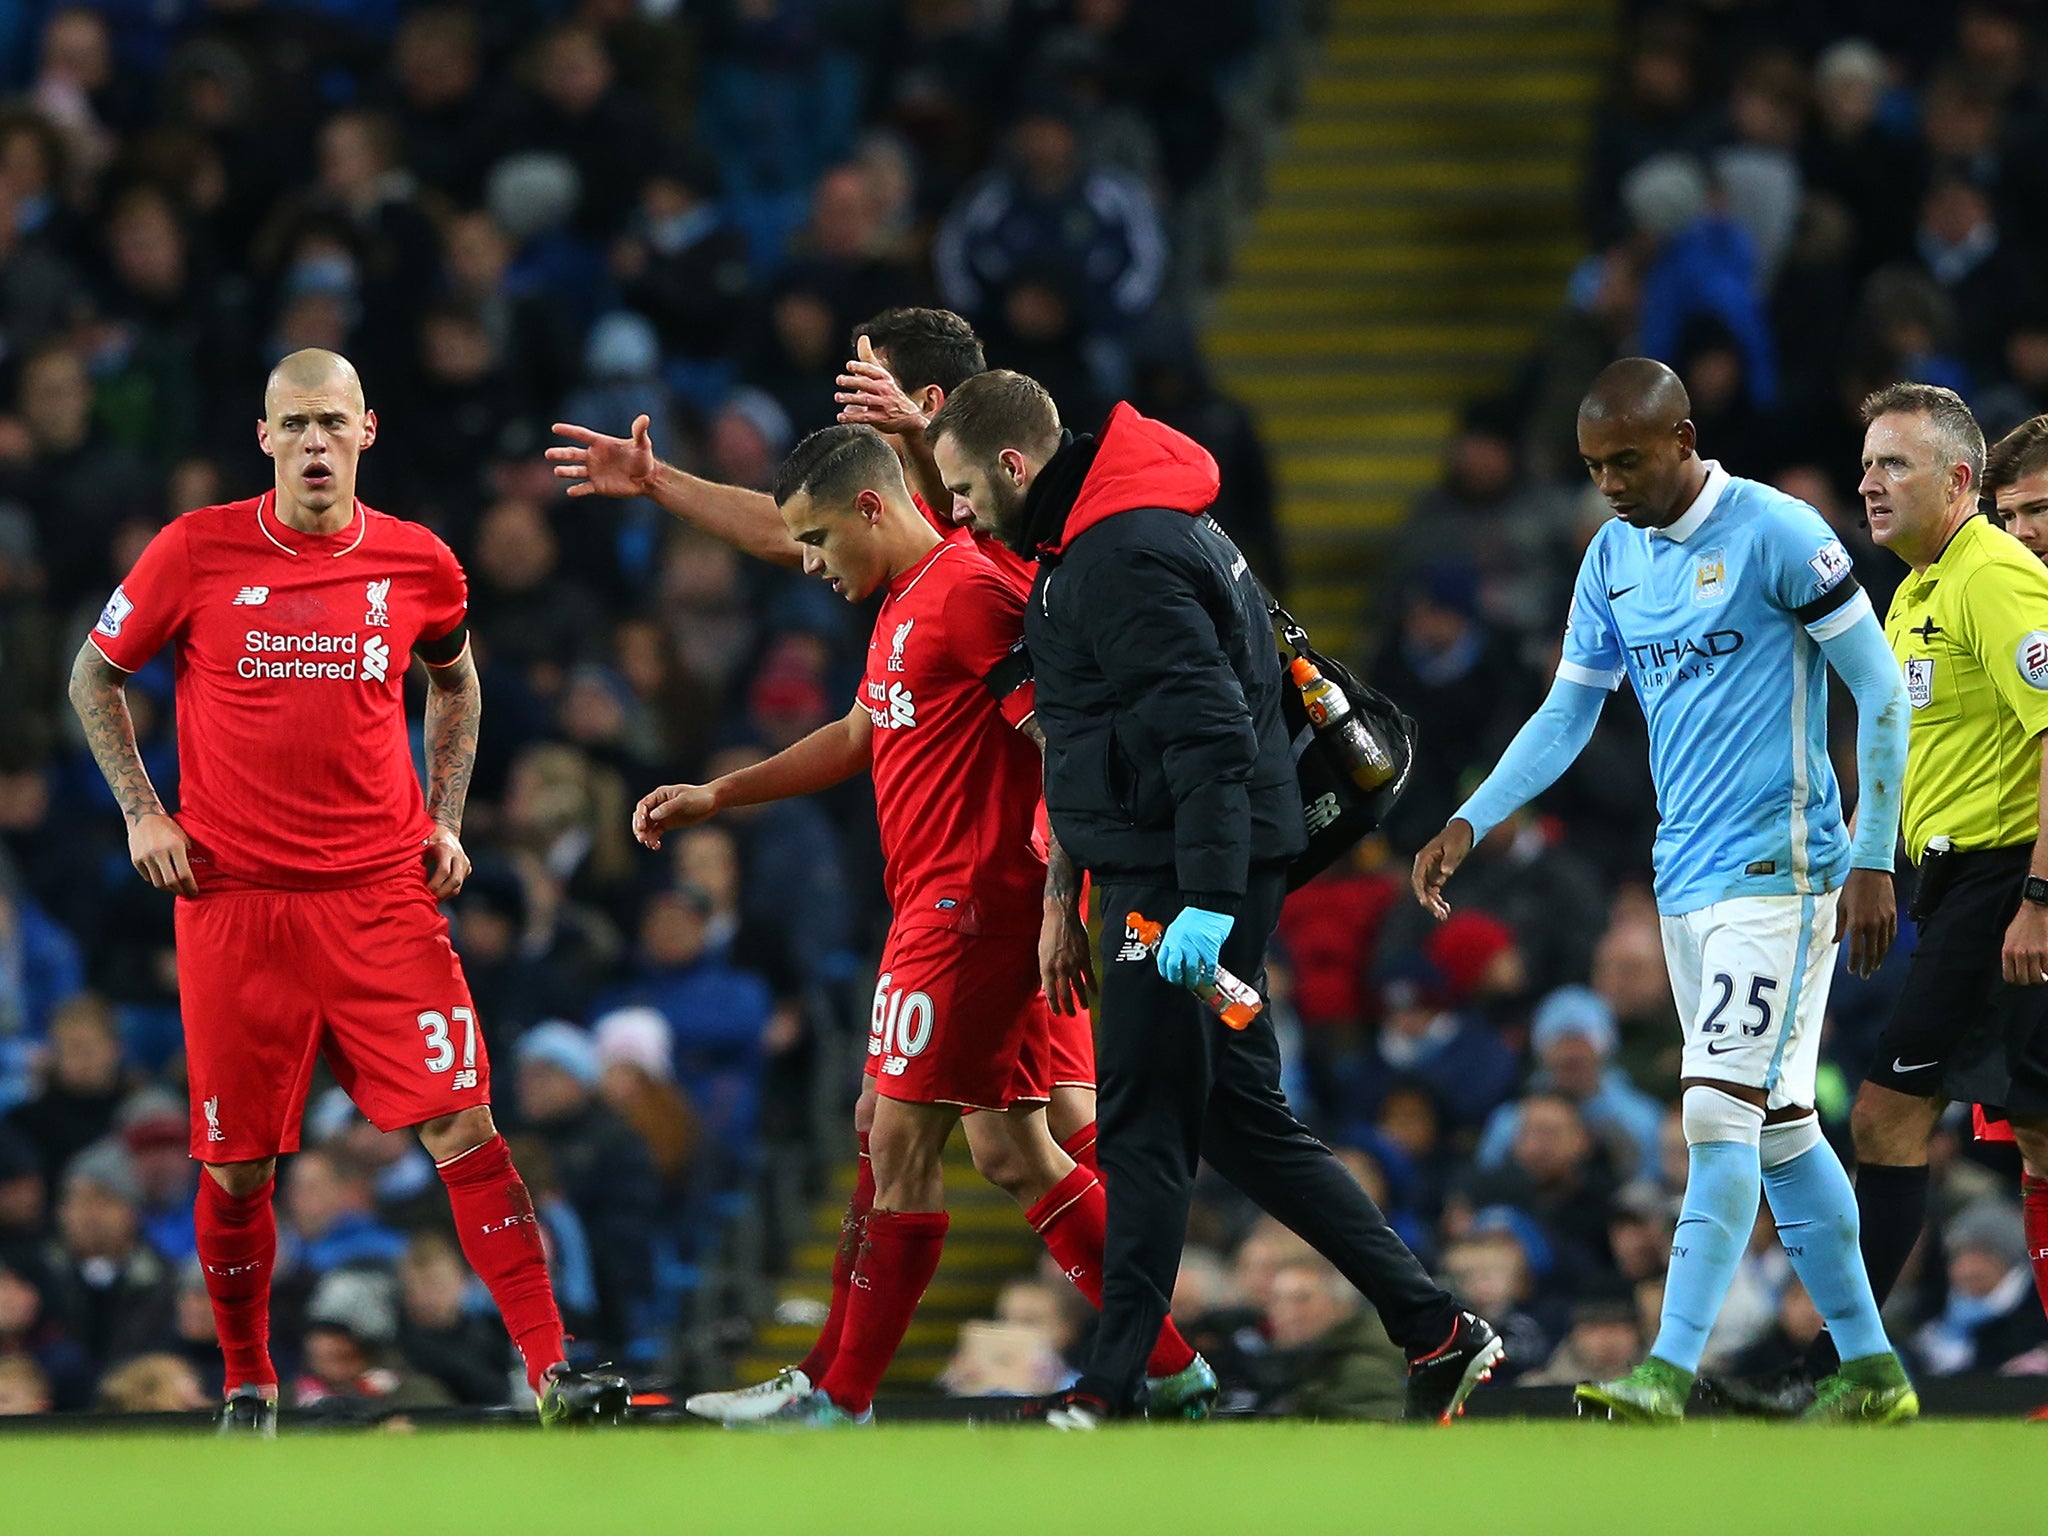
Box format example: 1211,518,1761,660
1575,357,1706,529
1579,357,1692,431
264,348,365,418
257,348,376,526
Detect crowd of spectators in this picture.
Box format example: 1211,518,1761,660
6,0,2047,1419
0,0,1285,1412
1230,0,2048,1409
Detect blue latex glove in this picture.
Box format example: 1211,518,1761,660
1157,907,1234,987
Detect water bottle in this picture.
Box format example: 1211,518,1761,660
1289,655,1396,792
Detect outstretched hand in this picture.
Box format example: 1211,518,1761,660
549,414,658,499
835,335,929,438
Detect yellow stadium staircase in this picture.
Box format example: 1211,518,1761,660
733,1131,1043,1390
1210,0,1615,665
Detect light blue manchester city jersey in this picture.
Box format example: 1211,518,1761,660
1560,462,1867,915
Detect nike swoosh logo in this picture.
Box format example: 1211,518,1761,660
1892,1057,1939,1074
1705,1039,1741,1055
1607,585,1637,600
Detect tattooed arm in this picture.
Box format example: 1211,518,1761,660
1020,714,1094,1015
69,641,197,896
421,644,480,897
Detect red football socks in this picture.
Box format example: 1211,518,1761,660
1025,1164,1197,1378
818,1208,949,1414
798,1132,875,1382
1060,1121,1099,1174
437,1135,566,1393
194,1172,278,1395
2024,1172,2048,1321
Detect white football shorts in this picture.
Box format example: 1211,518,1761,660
1659,889,1840,1112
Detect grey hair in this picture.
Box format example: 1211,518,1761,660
1860,381,1985,493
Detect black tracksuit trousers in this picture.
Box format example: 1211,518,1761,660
1077,865,1459,1412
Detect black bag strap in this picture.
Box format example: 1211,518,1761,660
1266,592,1312,656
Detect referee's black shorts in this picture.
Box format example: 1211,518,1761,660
1865,844,2048,1119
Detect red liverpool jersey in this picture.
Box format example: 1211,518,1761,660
861,539,1044,937
913,495,1036,596
88,493,467,892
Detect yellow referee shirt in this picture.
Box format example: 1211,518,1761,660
1887,513,2048,859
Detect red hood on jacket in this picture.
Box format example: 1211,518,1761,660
1041,402,1220,555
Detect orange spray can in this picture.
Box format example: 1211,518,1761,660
1125,912,1264,1029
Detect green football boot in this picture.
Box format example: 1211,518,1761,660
1574,1357,1694,1423
742,1388,875,1430
1145,1353,1219,1421
1800,1354,1919,1425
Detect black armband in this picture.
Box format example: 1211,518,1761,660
1794,575,1861,627
982,638,1034,702
414,622,470,667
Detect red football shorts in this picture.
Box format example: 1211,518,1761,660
1049,999,1096,1090
1974,1103,2018,1144
865,926,1051,1110
177,874,490,1161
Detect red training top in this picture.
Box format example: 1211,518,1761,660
860,538,1043,938
88,493,468,892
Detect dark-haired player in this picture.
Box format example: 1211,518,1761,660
632,426,1201,1424
69,349,626,1432
550,310,1171,1421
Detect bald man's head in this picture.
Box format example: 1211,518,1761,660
1575,357,1704,528
1579,358,1691,430
264,348,365,419
257,348,376,521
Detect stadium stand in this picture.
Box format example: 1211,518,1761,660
1,0,2045,1420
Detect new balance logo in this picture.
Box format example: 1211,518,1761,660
361,634,390,683
1113,925,1153,963
232,586,270,606
1304,791,1342,835
203,1096,225,1142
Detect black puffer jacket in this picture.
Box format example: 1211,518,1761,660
1016,403,1305,910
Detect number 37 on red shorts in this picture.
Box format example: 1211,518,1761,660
176,874,491,1162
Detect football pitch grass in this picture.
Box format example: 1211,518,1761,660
2,1420,2034,1536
